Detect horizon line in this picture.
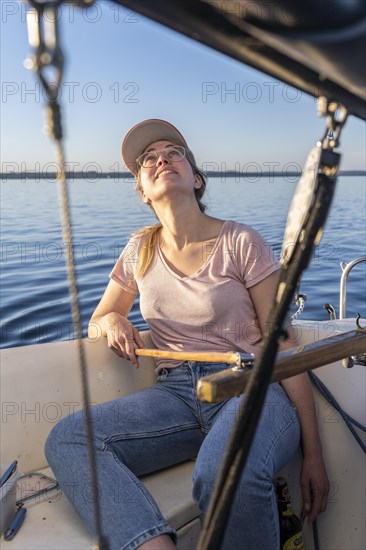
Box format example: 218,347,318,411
1,170,365,180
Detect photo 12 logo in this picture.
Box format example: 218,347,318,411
1,81,140,104
1,1,139,25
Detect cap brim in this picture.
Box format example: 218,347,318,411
122,119,189,175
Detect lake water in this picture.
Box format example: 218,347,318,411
1,176,365,348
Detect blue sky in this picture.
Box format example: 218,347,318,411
1,0,365,173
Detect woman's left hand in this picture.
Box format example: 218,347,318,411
300,453,330,523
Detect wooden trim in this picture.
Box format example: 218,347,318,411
196,330,366,402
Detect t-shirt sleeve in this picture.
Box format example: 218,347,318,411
234,223,280,288
109,237,139,294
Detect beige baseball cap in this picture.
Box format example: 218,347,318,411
122,119,193,175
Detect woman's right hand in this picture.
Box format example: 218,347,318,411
103,312,145,367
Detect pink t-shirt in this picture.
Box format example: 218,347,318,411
110,220,279,371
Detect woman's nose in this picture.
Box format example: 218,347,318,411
156,151,170,165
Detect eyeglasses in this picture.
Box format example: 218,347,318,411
137,145,187,168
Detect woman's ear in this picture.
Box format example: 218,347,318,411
194,174,203,189
141,190,152,205
139,186,149,203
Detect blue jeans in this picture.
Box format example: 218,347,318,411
45,362,300,550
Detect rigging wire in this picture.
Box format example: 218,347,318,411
24,2,107,548
55,141,108,549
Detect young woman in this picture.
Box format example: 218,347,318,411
45,119,329,550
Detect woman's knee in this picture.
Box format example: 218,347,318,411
192,469,211,512
45,410,85,465
192,386,299,511
192,451,221,512
192,454,271,515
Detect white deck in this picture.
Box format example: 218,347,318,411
1,321,365,549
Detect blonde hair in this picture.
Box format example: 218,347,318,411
134,148,207,278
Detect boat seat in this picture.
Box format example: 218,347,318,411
0,334,201,548
3,463,201,550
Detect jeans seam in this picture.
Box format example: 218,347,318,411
111,452,166,521
263,408,299,470
152,385,202,424
102,422,200,446
192,366,206,432
121,524,176,550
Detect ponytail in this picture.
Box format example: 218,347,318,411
133,224,162,279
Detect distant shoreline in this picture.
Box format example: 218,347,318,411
1,170,365,180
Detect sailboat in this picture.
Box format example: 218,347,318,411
1,1,365,549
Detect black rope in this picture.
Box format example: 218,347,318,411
198,150,340,549
309,371,366,453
